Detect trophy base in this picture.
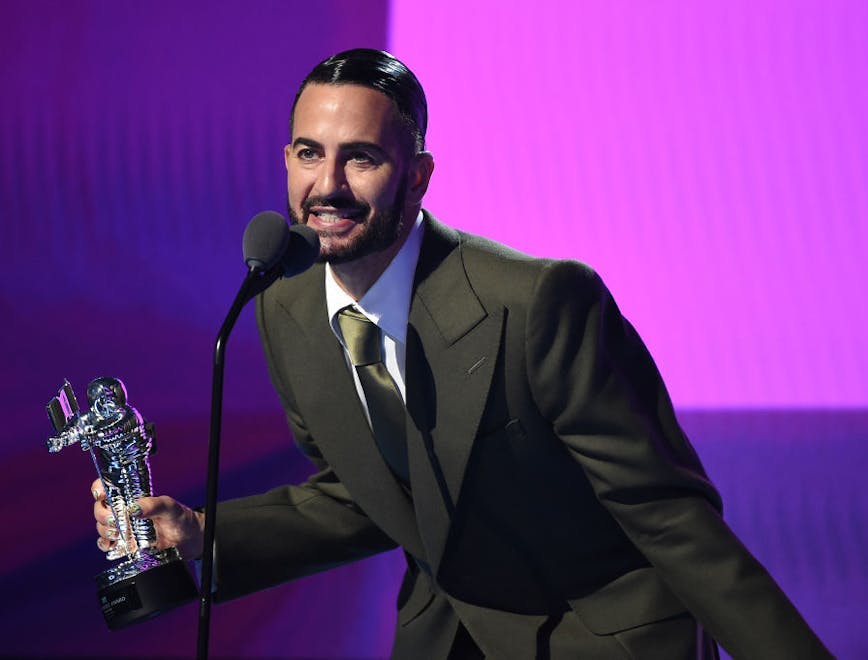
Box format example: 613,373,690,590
97,552,198,630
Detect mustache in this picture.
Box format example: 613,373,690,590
301,195,370,216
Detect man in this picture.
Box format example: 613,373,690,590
94,49,830,658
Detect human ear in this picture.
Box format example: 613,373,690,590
407,151,434,204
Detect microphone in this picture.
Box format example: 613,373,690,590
197,211,318,660
242,210,320,276
242,211,289,271
280,223,320,277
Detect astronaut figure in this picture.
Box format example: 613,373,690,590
47,377,157,562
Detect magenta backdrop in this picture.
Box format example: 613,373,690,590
1,1,866,657
392,0,868,408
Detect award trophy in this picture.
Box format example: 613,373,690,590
46,377,197,630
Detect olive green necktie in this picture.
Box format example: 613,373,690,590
337,306,410,483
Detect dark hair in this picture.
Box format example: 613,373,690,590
291,48,427,154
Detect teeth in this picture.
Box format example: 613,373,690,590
315,211,355,223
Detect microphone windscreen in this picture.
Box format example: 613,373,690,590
282,224,321,277
242,211,290,270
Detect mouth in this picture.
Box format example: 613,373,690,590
309,207,364,223
305,205,367,232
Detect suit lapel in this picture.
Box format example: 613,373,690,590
272,269,425,558
406,217,503,571
267,215,503,569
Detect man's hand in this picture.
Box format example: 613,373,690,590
91,478,205,561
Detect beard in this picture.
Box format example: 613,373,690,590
288,177,409,265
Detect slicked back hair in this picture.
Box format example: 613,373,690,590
291,48,428,155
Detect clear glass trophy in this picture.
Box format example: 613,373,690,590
46,377,197,630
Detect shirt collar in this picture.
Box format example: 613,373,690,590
326,211,425,344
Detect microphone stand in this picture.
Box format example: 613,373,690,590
196,266,281,660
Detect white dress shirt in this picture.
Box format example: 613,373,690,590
325,212,425,423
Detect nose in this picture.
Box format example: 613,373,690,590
313,156,348,198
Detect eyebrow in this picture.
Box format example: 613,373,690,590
291,137,390,159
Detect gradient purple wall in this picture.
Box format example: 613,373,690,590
0,2,403,657
1,1,865,657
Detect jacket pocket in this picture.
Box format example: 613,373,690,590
477,418,526,444
567,566,687,634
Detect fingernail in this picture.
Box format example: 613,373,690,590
92,489,100,501
106,528,118,540
128,502,142,518
104,515,117,528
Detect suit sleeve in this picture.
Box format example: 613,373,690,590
211,293,397,602
525,261,830,659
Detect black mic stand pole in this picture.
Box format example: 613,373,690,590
196,267,280,660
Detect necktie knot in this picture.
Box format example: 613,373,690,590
337,306,382,366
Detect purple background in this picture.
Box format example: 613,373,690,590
1,1,865,657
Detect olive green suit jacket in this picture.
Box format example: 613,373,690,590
214,213,829,659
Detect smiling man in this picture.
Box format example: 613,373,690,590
93,49,829,659
285,78,433,298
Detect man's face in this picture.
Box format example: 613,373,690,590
286,83,412,264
